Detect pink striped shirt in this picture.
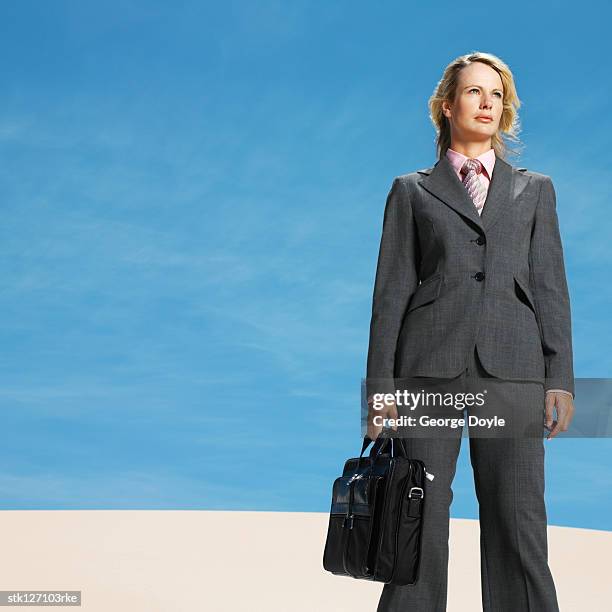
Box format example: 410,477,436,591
446,147,496,214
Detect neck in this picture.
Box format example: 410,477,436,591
448,141,493,159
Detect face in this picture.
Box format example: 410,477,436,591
442,62,504,145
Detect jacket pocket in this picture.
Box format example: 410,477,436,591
513,274,537,315
407,273,442,313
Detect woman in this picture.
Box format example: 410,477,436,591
365,52,575,611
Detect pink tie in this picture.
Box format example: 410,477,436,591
460,158,487,215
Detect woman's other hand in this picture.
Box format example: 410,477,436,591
544,392,575,440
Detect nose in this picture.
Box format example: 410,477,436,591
481,97,493,109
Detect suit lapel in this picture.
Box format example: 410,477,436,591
417,153,522,233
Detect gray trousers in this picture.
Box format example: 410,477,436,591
376,346,560,612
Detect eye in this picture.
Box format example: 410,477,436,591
468,88,503,98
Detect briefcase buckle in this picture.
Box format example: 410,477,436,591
409,486,424,499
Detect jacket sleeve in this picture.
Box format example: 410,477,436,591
529,176,575,398
366,177,420,398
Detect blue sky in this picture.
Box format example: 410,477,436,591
0,1,611,529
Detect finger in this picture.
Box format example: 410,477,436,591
564,405,575,430
546,419,563,440
367,413,383,440
367,415,381,439
557,404,574,433
389,403,399,431
544,393,556,429
367,405,382,439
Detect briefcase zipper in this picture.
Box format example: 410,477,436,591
343,472,363,530
342,474,357,577
342,469,378,578
344,473,356,529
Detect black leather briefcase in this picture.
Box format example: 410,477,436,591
322,435,430,586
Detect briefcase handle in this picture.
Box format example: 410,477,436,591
360,434,408,460
346,436,408,484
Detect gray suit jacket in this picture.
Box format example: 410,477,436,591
366,153,575,398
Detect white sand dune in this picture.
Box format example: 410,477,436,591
0,511,610,611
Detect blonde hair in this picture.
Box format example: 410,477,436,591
428,51,523,160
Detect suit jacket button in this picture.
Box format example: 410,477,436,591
474,271,485,281
475,236,486,245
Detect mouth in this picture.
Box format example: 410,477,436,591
476,116,493,122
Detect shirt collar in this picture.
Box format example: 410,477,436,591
446,147,496,180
